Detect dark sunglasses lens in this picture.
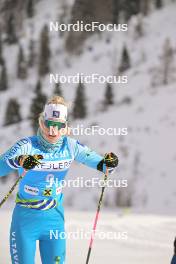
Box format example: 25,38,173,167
45,120,66,129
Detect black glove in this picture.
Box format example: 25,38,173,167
18,155,43,170
97,152,119,172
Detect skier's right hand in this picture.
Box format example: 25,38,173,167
97,152,119,173
17,155,43,170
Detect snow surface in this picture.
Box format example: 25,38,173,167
0,210,175,264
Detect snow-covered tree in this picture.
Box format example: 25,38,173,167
123,0,141,21
35,79,42,93
17,46,27,79
140,0,151,16
38,25,50,76
30,80,47,132
28,39,35,67
151,38,175,87
112,0,120,24
6,14,18,44
161,38,175,85
104,83,114,107
0,32,3,65
115,186,132,207
54,82,63,97
59,1,70,37
118,45,131,73
27,0,34,18
4,98,22,126
72,82,87,119
0,62,8,91
134,14,144,39
155,0,163,9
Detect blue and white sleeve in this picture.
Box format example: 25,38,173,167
67,137,105,172
0,137,32,177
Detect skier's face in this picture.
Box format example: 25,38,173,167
39,118,67,143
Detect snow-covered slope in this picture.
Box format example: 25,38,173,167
0,0,176,213
0,210,175,264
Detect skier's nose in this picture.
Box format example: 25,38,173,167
49,126,59,136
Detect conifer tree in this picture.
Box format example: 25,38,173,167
0,32,3,65
118,45,131,73
4,99,22,126
155,0,163,9
112,0,120,25
27,0,34,18
38,25,50,76
30,80,47,132
28,39,35,67
6,14,17,44
123,0,141,21
17,46,27,79
72,82,87,119
140,0,151,16
161,38,174,85
0,62,8,91
54,82,63,97
134,15,144,39
104,83,114,107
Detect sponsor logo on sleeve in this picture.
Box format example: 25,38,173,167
4,138,31,160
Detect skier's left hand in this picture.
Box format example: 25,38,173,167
97,152,119,173
17,155,43,170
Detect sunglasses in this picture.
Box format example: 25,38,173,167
44,120,66,130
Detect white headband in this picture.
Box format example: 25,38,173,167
44,104,68,122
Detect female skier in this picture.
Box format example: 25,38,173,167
0,96,118,264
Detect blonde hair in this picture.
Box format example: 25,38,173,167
47,95,69,107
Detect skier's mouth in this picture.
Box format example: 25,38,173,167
48,134,57,138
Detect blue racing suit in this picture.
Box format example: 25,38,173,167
0,135,105,264
171,255,176,264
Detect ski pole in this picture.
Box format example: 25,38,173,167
0,170,27,209
86,167,109,264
